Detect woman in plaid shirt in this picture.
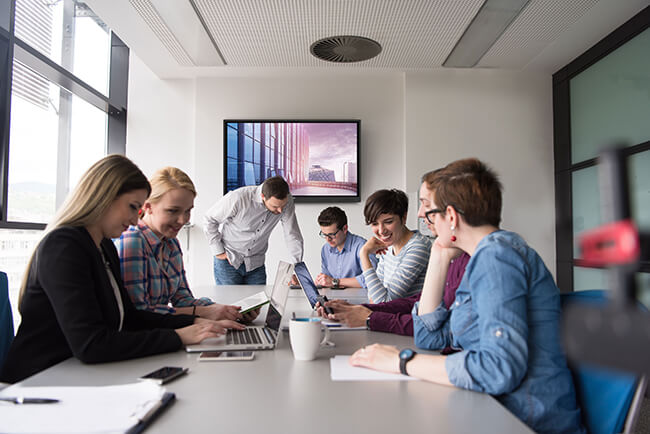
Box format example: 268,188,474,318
115,167,245,321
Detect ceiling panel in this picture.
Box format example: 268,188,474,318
192,0,484,67
478,0,600,69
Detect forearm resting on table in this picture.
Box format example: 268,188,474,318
407,354,453,387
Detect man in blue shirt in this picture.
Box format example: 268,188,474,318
315,207,377,288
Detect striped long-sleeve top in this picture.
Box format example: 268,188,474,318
363,231,431,303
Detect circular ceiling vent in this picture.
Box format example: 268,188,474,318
310,35,382,63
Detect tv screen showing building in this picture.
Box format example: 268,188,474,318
223,120,360,202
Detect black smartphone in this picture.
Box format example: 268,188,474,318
139,366,188,384
317,295,334,315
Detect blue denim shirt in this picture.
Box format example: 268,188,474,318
413,230,584,433
320,232,377,287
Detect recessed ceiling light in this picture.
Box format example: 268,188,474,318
310,36,382,63
444,0,531,68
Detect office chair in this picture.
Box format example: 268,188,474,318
561,290,647,434
1,271,14,372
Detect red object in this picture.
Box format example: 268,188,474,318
578,219,640,267
451,235,457,242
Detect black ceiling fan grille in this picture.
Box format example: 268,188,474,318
310,35,382,63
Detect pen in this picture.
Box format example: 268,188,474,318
0,396,60,404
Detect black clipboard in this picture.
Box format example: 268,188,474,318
127,392,176,434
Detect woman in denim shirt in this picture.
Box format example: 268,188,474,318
350,159,584,433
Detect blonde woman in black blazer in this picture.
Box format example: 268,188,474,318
0,155,242,383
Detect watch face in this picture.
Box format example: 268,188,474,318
400,349,414,360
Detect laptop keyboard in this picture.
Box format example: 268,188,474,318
227,328,263,345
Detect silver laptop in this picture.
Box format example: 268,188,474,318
186,261,293,352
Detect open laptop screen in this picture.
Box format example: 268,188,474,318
294,262,320,308
265,302,282,333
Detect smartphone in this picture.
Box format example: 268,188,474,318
317,295,334,315
139,366,188,384
199,351,255,361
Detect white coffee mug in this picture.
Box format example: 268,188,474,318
289,317,331,361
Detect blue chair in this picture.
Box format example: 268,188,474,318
561,290,647,434
0,271,14,370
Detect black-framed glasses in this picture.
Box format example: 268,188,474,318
424,206,464,224
319,229,341,239
424,209,443,224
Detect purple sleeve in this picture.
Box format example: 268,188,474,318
366,311,414,336
363,293,419,313
361,294,419,336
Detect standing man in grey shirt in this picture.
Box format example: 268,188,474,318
204,176,304,285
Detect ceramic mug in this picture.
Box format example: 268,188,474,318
289,317,331,361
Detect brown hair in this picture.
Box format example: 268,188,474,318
261,176,289,200
424,158,502,227
318,206,347,229
363,189,409,225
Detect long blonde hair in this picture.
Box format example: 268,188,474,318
18,154,151,308
146,167,196,206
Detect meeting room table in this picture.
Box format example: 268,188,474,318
16,285,533,434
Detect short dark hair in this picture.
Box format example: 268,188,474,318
425,158,502,227
318,207,347,229
261,176,289,200
363,189,409,225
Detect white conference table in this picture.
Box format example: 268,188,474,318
19,285,533,434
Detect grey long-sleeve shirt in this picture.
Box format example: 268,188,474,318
203,185,304,272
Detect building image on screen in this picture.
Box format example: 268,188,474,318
224,120,359,201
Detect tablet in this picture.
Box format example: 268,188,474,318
233,291,270,314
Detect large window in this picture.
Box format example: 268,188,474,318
553,6,650,308
0,0,129,329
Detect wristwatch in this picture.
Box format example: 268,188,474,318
332,278,340,287
365,313,372,330
399,349,417,376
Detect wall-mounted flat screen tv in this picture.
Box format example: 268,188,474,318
224,120,360,203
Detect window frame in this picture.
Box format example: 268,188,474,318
553,6,650,292
0,0,128,230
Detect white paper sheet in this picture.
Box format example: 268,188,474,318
0,381,166,433
330,355,419,381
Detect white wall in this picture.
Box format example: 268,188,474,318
190,73,405,289
126,59,557,292
404,70,556,273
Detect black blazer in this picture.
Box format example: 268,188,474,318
0,226,194,383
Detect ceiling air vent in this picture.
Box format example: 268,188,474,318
310,36,382,63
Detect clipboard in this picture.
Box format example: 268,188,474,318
127,392,176,434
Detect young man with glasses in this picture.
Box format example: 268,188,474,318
315,207,377,288
204,176,304,285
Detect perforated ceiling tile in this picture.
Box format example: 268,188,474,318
129,0,194,66
478,0,600,69
191,0,485,67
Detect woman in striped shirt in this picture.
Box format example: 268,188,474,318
360,189,431,303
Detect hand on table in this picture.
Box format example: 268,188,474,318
315,273,333,287
349,343,400,374
315,299,372,328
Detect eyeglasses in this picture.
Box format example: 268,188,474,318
424,206,464,224
424,209,443,224
319,229,341,239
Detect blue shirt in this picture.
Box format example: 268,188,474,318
320,232,377,287
413,230,584,433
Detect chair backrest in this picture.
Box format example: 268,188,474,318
0,271,14,369
561,290,646,434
